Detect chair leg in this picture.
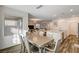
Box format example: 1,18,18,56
24,46,26,53
20,44,23,53
43,48,46,53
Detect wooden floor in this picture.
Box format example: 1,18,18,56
0,44,38,53
0,44,22,53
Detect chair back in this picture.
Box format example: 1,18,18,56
39,31,44,36
23,36,30,53
47,31,53,38
19,34,30,53
52,32,62,52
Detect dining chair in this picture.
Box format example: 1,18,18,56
39,31,44,36
19,34,30,53
44,32,62,53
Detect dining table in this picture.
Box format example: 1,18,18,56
27,31,54,53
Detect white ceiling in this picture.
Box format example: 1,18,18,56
4,5,79,20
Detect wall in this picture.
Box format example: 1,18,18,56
0,6,28,49
28,19,51,29
49,17,79,38
0,6,4,49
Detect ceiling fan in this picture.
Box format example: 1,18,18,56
36,5,43,9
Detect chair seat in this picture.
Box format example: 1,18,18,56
44,43,55,52
45,47,55,52
44,39,62,53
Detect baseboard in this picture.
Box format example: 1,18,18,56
0,44,21,51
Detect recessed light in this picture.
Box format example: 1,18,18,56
70,9,74,12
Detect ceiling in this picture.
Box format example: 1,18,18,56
4,5,79,20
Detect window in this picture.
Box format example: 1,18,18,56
4,18,23,44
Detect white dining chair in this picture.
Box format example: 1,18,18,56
19,34,30,53
24,36,31,53
44,32,62,53
39,31,44,36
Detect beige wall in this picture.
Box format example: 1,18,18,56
28,19,51,29
49,17,79,38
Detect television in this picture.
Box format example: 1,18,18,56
28,25,34,29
